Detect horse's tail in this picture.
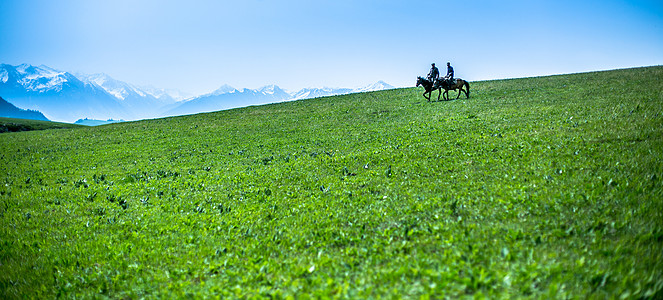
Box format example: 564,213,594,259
464,81,470,98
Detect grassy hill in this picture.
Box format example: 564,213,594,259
0,117,83,133
1,66,661,298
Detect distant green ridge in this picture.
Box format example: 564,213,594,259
0,117,83,133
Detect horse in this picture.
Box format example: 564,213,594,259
416,76,442,101
416,77,470,101
440,78,470,101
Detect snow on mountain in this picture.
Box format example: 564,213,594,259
352,80,395,93
1,63,396,121
289,81,394,100
11,64,77,92
164,84,293,117
290,87,353,100
259,84,289,96
75,73,139,100
0,64,130,122
0,68,9,83
258,84,290,99
164,81,394,117
138,85,193,102
75,72,183,119
1,64,187,121
76,72,180,105
210,84,237,96
3,64,85,94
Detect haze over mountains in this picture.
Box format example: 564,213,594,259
0,96,49,121
0,64,395,123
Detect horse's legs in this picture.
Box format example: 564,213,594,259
437,89,441,101
423,91,430,101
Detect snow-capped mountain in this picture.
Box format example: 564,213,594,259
164,84,292,117
289,81,394,100
75,73,177,119
290,87,353,100
1,63,396,123
352,80,394,93
258,84,291,96
164,81,395,117
210,84,238,96
0,64,130,122
0,64,189,122
2,64,82,93
75,73,141,100
137,85,192,102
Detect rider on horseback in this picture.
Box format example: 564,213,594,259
443,62,454,85
417,61,469,101
427,63,440,84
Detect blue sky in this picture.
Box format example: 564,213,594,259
1,0,662,94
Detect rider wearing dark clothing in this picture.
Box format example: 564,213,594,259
445,62,454,83
427,63,440,83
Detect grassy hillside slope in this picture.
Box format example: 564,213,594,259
1,67,662,298
0,117,83,132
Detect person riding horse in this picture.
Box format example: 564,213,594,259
443,62,454,85
417,61,469,101
427,63,440,84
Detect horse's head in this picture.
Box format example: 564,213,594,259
416,76,424,87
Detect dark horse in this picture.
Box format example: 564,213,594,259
416,77,470,101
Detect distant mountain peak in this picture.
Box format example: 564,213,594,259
258,84,286,95
0,68,8,83
76,72,137,100
210,84,237,95
15,64,63,78
2,63,396,122
354,81,395,93
37,64,62,73
138,85,192,101
15,63,31,72
76,72,112,88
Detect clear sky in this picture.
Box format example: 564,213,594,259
1,0,662,95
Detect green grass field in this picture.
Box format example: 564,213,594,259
1,67,662,298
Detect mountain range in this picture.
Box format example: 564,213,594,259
0,64,395,123
74,73,181,120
